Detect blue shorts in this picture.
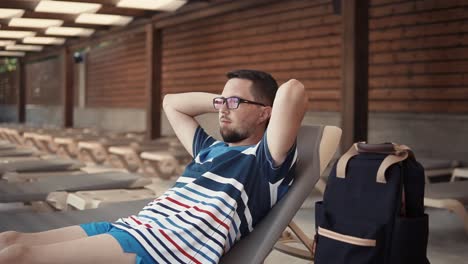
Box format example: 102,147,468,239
80,222,153,264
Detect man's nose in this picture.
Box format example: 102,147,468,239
218,101,229,113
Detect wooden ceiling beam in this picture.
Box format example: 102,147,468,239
0,24,46,34
1,0,149,19
151,0,277,28
22,10,78,21
20,11,108,30
0,1,38,10
60,0,121,6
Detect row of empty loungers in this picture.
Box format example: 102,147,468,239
0,123,467,236
0,124,190,215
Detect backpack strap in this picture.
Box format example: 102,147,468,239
376,144,413,183
336,142,360,179
337,143,414,183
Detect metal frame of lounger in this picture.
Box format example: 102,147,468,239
424,181,468,233
0,125,342,264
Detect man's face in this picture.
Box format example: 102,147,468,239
218,78,265,143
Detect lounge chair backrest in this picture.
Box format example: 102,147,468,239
220,125,342,264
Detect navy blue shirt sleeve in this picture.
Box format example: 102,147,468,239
192,126,216,157
256,132,298,184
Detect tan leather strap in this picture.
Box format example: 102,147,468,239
376,143,414,183
336,143,360,179
337,142,413,183
376,151,408,183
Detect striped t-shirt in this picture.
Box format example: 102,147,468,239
113,126,298,263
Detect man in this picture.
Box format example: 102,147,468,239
0,69,307,264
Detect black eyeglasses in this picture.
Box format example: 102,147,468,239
213,96,266,110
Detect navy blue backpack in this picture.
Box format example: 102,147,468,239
314,142,430,264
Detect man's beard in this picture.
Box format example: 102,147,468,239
220,127,248,143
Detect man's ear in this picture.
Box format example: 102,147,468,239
258,106,272,124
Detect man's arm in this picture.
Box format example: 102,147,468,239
266,79,307,166
163,92,219,157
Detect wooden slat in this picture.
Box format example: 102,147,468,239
163,57,340,74
370,34,468,53
308,100,340,111
164,3,338,44
163,0,330,36
165,41,340,68
153,0,281,29
163,25,341,57
369,0,408,6
86,32,146,108
370,87,468,100
370,0,468,18
370,61,468,76
370,74,468,88
370,6,468,30
368,0,468,113
370,100,468,112
370,20,468,42
163,79,340,93
370,47,468,64
163,68,340,86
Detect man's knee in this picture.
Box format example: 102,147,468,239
0,244,30,263
0,231,20,248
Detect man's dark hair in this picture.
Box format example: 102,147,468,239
226,69,278,106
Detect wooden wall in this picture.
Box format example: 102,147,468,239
162,0,342,111
0,70,17,105
25,57,62,105
85,31,146,108
3,0,468,114
369,0,468,112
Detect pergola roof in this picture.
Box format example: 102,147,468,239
0,0,196,57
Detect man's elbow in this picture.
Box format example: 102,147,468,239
162,94,174,111
287,79,304,90
277,79,306,104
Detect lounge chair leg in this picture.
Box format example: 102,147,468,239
274,221,314,260
314,178,326,194
288,221,314,252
